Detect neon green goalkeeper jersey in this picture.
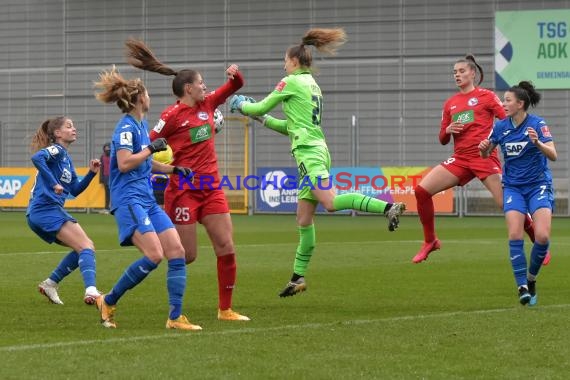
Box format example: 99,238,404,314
241,69,328,151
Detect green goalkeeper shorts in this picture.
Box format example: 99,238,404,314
292,145,331,203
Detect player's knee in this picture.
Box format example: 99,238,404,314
78,239,95,252
322,201,336,212
415,185,432,202
296,214,314,225
214,240,234,256
169,243,185,259
146,251,164,265
534,233,550,245
184,249,197,264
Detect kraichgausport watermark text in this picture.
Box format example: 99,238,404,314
150,171,422,192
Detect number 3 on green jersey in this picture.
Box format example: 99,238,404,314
311,95,323,127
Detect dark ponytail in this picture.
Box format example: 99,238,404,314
509,81,541,110
125,38,199,98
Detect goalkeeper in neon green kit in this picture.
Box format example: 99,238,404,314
230,28,406,297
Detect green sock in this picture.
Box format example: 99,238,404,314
293,224,316,277
332,193,388,214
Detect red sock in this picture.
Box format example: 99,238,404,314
217,254,236,310
524,214,535,242
415,185,436,242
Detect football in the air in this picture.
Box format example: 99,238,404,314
214,108,224,134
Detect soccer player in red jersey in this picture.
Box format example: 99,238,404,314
412,55,549,264
125,39,250,321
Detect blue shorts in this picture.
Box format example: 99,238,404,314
113,203,174,246
27,205,77,244
503,183,554,215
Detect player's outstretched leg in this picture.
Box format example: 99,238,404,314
331,194,406,231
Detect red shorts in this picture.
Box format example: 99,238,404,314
164,188,229,225
440,154,501,186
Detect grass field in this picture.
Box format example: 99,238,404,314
1,212,569,379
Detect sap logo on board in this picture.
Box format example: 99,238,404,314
505,142,528,156
0,176,29,199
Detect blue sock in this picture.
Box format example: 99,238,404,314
509,240,527,287
529,241,549,278
78,249,96,288
105,256,158,305
49,251,79,283
167,258,186,320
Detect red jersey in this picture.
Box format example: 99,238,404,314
150,72,244,189
439,87,506,157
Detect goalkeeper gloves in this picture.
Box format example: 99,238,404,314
229,95,256,113
229,95,245,113
173,166,193,179
147,138,168,154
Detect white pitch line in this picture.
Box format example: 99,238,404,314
2,303,569,353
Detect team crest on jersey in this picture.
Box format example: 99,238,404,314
153,119,166,133
275,81,286,92
541,125,552,137
467,97,478,106
190,124,212,143
198,112,209,121
46,146,59,157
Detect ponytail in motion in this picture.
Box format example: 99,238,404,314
286,28,347,69
93,65,146,113
125,38,199,98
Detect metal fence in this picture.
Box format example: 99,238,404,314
2,115,569,216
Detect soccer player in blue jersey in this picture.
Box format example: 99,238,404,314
479,81,557,306
93,66,199,330
27,116,102,305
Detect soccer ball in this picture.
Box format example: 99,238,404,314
153,144,173,165
214,108,224,134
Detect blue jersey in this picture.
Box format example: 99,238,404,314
109,114,155,211
27,144,95,212
489,114,553,187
